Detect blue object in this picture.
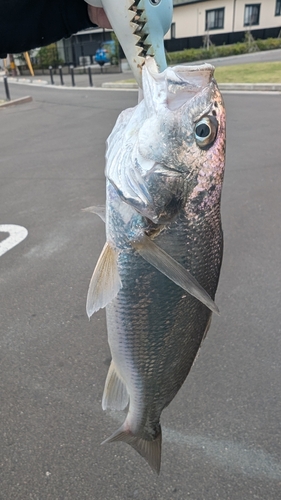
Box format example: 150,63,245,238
95,48,110,66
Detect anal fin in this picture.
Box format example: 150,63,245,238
86,241,122,318
102,361,129,411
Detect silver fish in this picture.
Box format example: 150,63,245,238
87,57,226,474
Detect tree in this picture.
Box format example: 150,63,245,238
36,44,63,69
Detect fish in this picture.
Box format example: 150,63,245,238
86,56,226,474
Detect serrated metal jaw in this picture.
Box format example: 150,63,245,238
95,0,173,86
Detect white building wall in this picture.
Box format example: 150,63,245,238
165,0,281,39
167,1,232,38
234,0,281,31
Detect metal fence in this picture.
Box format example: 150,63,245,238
164,26,281,53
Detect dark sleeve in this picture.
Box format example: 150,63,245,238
0,0,95,57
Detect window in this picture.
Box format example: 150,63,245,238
171,22,176,39
244,4,261,26
205,8,224,31
276,0,281,15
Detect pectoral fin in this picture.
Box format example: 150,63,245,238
132,235,219,315
86,241,122,318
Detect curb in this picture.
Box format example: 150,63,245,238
0,96,33,108
0,76,48,86
102,82,138,89
102,81,281,91
218,83,281,91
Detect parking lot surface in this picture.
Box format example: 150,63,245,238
0,84,281,499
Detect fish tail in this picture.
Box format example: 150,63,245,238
101,425,162,474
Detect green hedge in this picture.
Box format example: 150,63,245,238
166,37,281,65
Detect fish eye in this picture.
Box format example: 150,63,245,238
149,0,161,4
195,116,218,149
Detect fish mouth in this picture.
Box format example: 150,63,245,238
141,57,217,110
101,0,173,86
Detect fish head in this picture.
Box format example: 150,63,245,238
106,58,226,224
87,0,173,86
138,58,226,212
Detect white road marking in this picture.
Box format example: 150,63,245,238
0,224,28,257
25,234,68,259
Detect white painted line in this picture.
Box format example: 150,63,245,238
30,84,137,92
0,224,28,256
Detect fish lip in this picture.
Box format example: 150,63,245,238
172,62,215,74
150,61,216,91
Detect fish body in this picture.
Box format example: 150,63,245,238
87,58,226,473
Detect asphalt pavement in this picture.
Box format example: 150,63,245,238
0,83,281,499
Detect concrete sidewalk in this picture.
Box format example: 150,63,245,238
0,68,135,89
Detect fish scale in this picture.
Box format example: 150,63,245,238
105,184,222,453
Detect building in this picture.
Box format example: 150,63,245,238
61,0,281,66
165,0,281,50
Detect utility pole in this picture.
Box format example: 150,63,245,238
9,54,17,76
232,0,237,32
24,52,34,76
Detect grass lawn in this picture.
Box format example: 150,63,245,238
119,61,281,84
214,61,281,83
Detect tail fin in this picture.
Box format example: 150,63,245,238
101,425,162,474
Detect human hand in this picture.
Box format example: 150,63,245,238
87,6,111,29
